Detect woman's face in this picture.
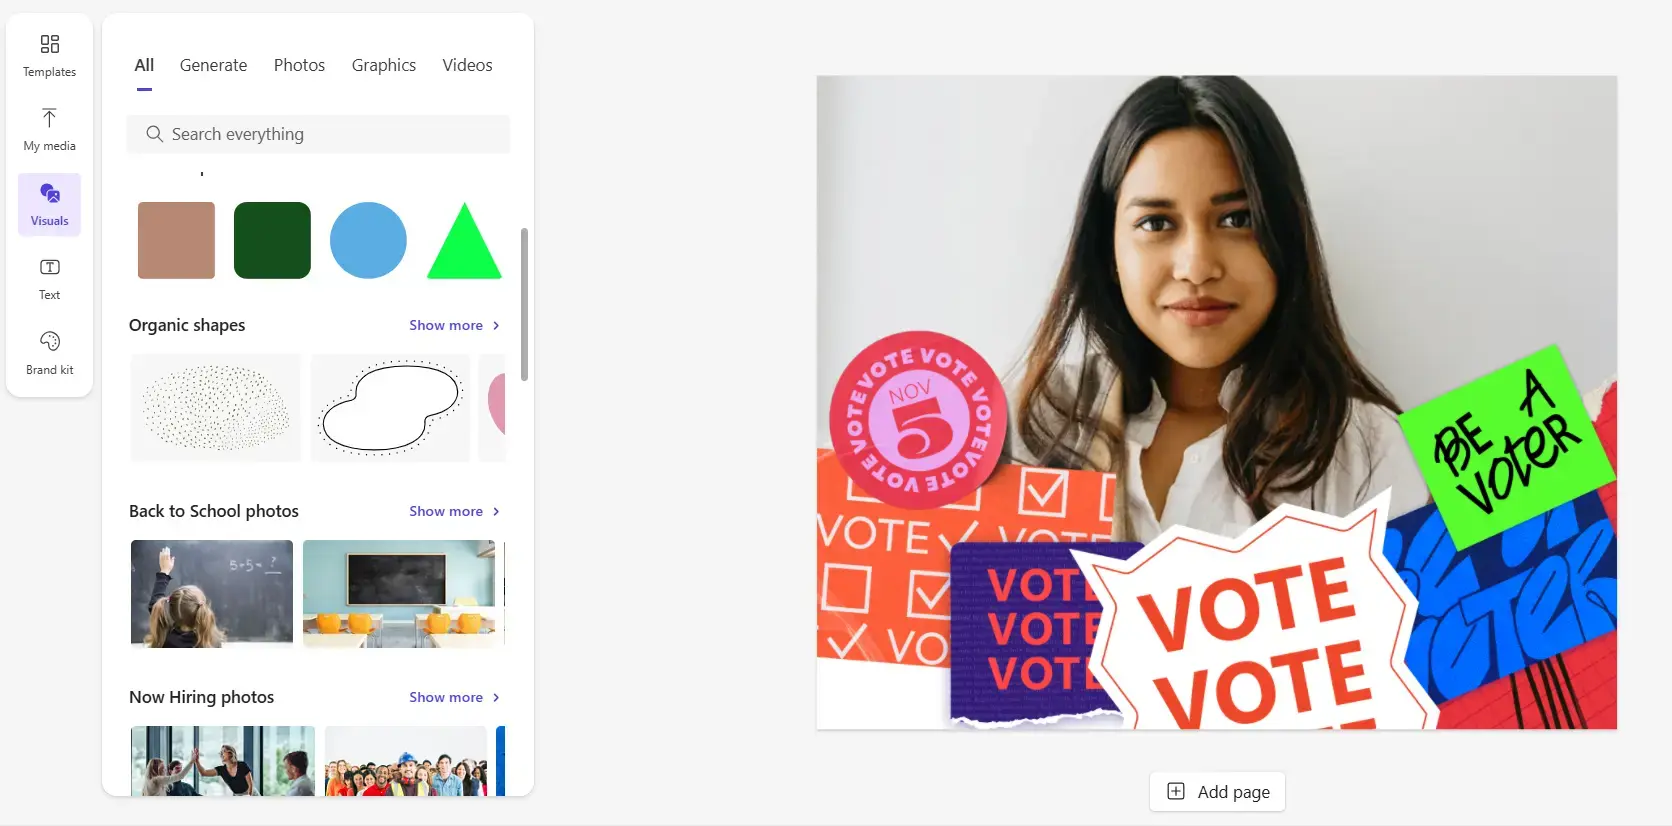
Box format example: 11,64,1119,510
417,768,429,782
1113,127,1277,372
220,747,235,764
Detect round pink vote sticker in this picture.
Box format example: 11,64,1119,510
829,331,1008,510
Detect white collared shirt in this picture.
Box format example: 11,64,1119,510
1120,369,1430,542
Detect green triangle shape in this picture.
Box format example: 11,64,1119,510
427,203,502,279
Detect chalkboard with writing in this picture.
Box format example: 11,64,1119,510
130,540,294,643
347,553,447,605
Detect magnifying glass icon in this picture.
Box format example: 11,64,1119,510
145,125,163,143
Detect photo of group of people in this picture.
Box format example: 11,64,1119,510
320,753,493,797
131,726,315,796
320,726,502,797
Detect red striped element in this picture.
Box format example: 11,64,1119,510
1436,631,1615,729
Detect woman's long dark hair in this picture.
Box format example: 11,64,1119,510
1017,76,1398,529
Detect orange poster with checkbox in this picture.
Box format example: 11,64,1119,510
816,448,1118,667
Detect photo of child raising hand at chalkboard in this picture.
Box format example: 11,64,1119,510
145,546,227,648
1005,76,1430,542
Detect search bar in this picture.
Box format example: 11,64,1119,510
127,115,510,154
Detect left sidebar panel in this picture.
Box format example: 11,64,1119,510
5,13,94,398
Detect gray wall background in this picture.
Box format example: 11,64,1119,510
817,76,1617,442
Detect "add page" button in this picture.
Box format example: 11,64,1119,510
1150,772,1286,813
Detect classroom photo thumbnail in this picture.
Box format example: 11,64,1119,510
301,539,505,649
130,540,294,647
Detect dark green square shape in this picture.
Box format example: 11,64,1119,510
234,202,311,279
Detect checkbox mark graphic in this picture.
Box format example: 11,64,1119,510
1017,468,1070,517
1026,475,1064,506
915,580,949,610
906,570,952,620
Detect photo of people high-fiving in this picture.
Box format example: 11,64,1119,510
131,726,315,796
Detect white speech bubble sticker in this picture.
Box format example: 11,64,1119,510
1070,490,1438,730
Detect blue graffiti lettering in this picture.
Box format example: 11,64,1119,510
1384,491,1616,703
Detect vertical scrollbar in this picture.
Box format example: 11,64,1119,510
520,227,529,381
5,13,94,398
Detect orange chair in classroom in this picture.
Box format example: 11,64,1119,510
457,614,482,635
317,613,342,634
425,613,451,635
347,613,373,635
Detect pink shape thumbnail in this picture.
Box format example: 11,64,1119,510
488,373,506,434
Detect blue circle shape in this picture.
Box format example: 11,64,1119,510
330,202,407,279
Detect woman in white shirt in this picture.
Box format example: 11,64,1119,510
1006,76,1428,543
140,748,199,796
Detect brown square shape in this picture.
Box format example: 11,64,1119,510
137,202,215,279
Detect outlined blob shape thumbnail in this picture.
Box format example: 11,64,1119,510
141,364,291,451
318,360,462,456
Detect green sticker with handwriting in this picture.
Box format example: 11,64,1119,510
1398,345,1615,550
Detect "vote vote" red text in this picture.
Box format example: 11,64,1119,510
1134,556,1377,727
